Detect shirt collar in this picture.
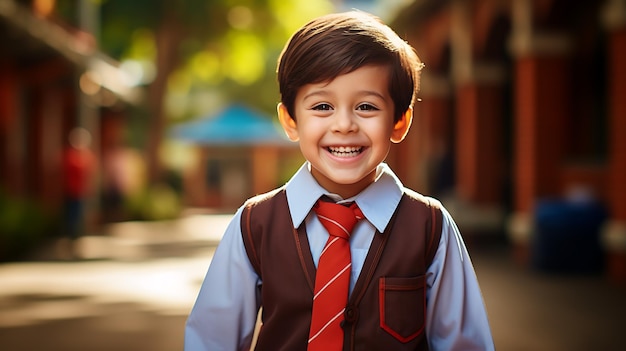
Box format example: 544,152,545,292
285,162,404,233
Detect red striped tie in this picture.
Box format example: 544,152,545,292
308,199,364,351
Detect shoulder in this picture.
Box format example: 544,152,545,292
243,186,286,210
402,188,443,211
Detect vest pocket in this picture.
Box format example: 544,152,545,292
378,276,425,343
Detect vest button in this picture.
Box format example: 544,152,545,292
344,306,358,323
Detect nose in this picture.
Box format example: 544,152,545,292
331,108,357,133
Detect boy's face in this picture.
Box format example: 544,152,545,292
278,64,412,199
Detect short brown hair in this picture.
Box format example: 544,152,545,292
277,11,423,123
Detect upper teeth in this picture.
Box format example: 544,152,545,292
330,146,361,153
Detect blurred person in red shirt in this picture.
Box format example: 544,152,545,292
63,127,96,256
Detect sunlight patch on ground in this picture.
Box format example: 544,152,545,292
0,251,215,328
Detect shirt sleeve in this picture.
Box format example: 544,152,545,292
184,207,261,351
425,206,495,351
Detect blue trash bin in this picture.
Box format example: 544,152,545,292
531,198,607,273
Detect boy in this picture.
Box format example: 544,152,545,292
185,10,494,351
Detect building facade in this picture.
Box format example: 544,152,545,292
388,0,626,283
0,0,141,250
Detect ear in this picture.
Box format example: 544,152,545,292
277,103,299,142
390,107,413,143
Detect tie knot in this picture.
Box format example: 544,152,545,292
313,199,363,240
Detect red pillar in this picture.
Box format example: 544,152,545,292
513,55,570,213
0,63,15,189
0,63,26,197
39,87,65,211
456,82,505,205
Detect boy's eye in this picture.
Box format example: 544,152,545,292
356,103,378,111
312,103,332,111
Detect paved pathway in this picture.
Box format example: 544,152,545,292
472,246,625,351
0,255,212,351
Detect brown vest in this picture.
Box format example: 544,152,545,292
241,188,443,351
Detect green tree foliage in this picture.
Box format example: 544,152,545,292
97,0,334,184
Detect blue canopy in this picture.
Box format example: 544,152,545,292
170,104,292,146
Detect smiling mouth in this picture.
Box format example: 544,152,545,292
327,146,364,157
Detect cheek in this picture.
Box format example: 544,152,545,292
298,120,324,138
364,121,394,140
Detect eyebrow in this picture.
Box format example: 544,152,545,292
302,90,328,101
302,89,387,101
358,90,387,100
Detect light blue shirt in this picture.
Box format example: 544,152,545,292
185,162,494,351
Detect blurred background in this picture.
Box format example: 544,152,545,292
0,0,625,350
